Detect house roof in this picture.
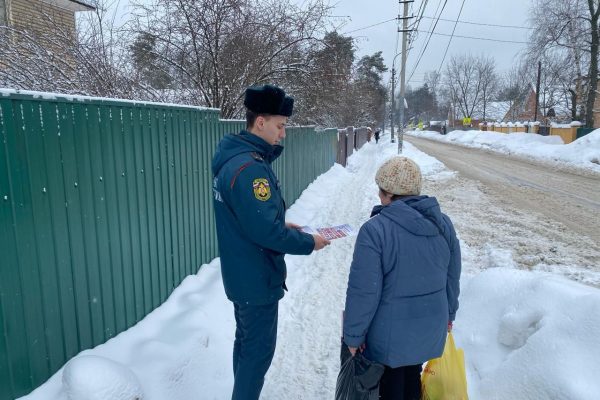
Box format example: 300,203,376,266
468,101,511,121
44,0,96,12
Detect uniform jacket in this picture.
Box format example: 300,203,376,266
212,130,314,305
343,196,461,368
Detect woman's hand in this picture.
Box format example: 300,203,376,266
348,343,366,357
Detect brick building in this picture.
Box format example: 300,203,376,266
1,0,95,83
1,0,94,44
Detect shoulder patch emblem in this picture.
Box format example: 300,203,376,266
253,178,271,201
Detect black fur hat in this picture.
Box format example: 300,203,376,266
244,84,294,117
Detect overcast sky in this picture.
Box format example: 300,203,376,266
326,0,533,87
116,0,533,88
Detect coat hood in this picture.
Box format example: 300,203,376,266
212,130,283,176
378,195,446,237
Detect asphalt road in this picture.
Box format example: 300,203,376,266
406,135,600,243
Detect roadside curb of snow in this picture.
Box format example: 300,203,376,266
405,131,600,178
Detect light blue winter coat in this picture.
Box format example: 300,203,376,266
343,196,461,368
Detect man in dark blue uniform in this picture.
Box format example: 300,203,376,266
212,84,330,400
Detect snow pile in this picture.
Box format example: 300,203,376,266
62,356,143,400
460,268,600,400
406,129,600,172
562,130,600,166
19,132,600,400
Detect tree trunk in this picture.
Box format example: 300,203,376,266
569,88,577,120
585,0,600,128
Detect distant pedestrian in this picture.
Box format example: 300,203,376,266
211,84,330,400
342,156,461,400
374,129,381,143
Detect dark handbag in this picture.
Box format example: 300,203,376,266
335,341,385,400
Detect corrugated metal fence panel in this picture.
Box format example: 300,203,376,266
0,93,223,399
272,126,338,205
0,92,335,399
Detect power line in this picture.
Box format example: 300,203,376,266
342,18,397,34
411,0,429,30
406,0,449,83
436,0,467,75
408,0,429,46
409,0,441,56
417,29,530,44
420,15,532,30
404,0,428,63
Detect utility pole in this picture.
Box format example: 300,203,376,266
534,61,541,124
398,0,413,153
391,67,396,142
382,101,386,133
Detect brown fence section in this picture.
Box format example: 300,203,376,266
353,127,370,149
335,126,373,166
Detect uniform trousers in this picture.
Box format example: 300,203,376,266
232,301,278,400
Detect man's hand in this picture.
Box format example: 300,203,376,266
285,221,302,230
312,234,330,250
448,321,453,332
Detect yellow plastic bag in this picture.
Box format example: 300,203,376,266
421,332,468,400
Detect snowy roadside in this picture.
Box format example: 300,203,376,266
20,132,600,400
406,129,600,174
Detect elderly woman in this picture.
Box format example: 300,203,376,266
343,156,461,400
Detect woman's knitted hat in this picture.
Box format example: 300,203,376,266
375,156,422,195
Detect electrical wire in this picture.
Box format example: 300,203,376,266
420,15,532,30
408,0,429,47
406,0,449,83
342,18,397,35
416,29,530,44
436,0,467,75
411,0,429,30
407,0,441,82
404,0,429,76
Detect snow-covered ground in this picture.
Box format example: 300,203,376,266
20,133,600,400
406,129,600,173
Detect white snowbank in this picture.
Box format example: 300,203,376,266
62,356,143,400
406,129,600,172
460,267,600,400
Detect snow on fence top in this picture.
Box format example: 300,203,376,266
0,88,220,112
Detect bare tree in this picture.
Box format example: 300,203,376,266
476,56,499,121
0,0,135,97
443,54,485,119
424,70,441,97
128,0,330,118
528,0,600,127
498,64,531,121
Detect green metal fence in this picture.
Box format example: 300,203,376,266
576,127,595,139
0,90,338,399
